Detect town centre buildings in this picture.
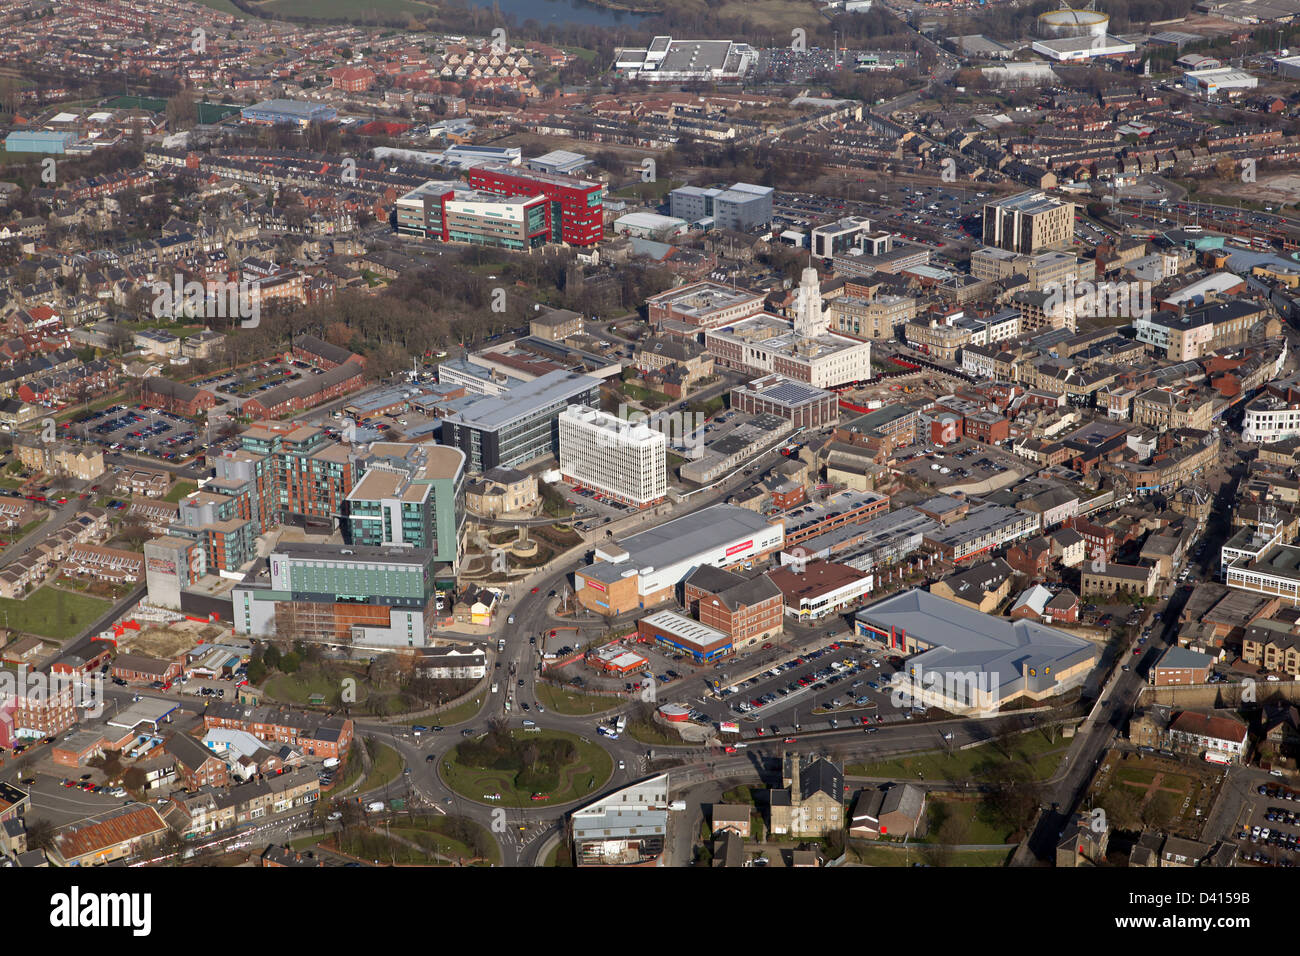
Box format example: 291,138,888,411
854,589,1096,713
575,504,784,615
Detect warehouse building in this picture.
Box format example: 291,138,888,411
854,589,1096,713
1183,67,1258,97
638,609,732,663
575,504,784,615
613,35,758,83
240,99,338,127
526,149,592,176
613,212,690,239
4,130,78,154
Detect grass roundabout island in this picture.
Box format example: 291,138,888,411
440,726,614,808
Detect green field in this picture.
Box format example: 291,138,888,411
262,0,428,18
847,843,1012,867
920,795,1020,846
163,481,198,504
191,0,247,16
625,718,687,747
359,741,405,794
846,729,1069,783
0,586,111,639
425,693,485,726
101,95,167,113
263,668,346,707
536,682,621,716
614,178,683,203
196,102,244,124
441,728,612,808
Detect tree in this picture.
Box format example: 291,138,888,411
974,760,1040,836
24,818,56,852
262,645,282,671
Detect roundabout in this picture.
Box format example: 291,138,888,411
439,727,614,809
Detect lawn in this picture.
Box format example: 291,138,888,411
263,669,345,707
846,729,1069,783
613,178,683,203
359,741,405,794
392,814,500,866
330,748,368,795
920,795,1019,845
619,381,670,406
722,785,756,805
192,0,246,15
263,0,427,17
426,694,485,726
536,682,621,716
847,843,1012,867
334,829,451,866
384,826,470,865
163,481,198,504
0,586,110,639
55,393,131,423
441,728,612,809
1114,766,1156,786
625,718,689,747
10,518,46,542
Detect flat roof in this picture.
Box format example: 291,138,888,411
640,609,729,649
586,504,778,582
856,588,1095,695
107,697,181,729
442,369,601,431
986,190,1068,215
273,542,433,565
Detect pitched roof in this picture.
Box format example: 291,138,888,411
55,805,167,860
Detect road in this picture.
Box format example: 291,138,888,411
1009,463,1242,864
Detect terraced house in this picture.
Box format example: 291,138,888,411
201,702,354,759
1243,619,1300,676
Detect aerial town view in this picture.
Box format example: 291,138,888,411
1,0,1297,925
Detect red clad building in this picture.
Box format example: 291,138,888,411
466,163,604,247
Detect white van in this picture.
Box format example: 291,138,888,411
491,682,499,694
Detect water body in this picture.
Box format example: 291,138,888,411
456,0,652,28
